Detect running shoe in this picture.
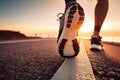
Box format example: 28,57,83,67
90,36,103,51
57,1,84,58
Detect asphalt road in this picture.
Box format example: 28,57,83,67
0,39,64,80
0,39,120,80
83,39,120,80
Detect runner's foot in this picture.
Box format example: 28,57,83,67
57,1,84,58
90,36,103,51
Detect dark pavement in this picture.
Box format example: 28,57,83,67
0,39,64,80
83,39,120,80
0,39,120,80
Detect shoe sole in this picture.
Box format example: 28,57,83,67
90,44,103,51
58,38,79,58
58,4,84,58
58,22,80,58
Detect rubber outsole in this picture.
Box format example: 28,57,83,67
58,39,79,58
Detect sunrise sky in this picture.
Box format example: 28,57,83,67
0,0,120,37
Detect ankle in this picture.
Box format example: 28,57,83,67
93,31,100,36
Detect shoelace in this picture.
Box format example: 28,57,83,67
56,13,64,21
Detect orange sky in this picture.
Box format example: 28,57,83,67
0,0,120,37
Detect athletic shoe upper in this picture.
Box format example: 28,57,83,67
90,36,103,51
57,1,84,43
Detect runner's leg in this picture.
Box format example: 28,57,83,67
93,0,109,36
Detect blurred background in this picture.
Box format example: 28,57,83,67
0,0,120,42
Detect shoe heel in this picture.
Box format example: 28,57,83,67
58,39,67,57
72,39,79,56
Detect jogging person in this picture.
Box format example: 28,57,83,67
57,0,109,58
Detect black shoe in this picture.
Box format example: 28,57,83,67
90,36,103,51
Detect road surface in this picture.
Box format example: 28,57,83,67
0,39,64,80
0,39,120,80
83,39,120,80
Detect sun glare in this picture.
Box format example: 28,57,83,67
79,21,113,33
79,21,94,33
101,22,112,30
